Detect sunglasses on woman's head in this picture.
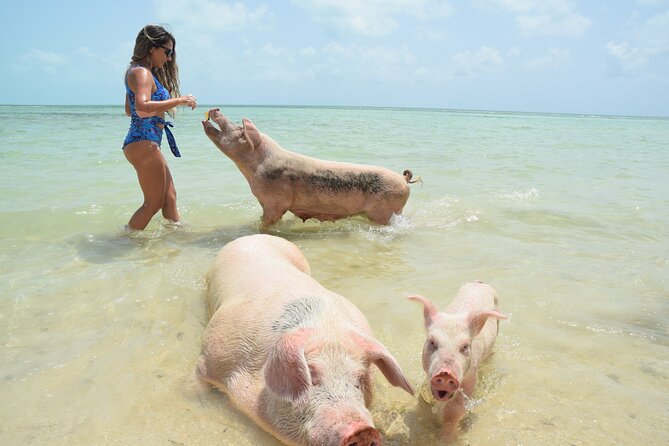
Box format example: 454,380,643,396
158,45,173,57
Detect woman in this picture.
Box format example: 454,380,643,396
122,24,197,230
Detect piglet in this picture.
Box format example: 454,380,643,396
408,281,507,440
197,234,414,446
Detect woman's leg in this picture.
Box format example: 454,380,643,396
161,164,180,223
124,141,168,230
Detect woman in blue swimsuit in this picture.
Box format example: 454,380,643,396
123,25,197,230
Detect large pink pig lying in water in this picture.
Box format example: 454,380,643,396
202,109,415,229
196,234,414,446
408,281,507,440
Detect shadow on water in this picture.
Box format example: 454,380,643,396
67,215,414,265
66,224,256,264
380,400,443,446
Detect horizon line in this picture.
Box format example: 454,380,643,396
0,103,666,120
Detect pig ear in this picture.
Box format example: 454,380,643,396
264,328,312,402
407,294,439,327
467,310,508,337
351,331,414,396
242,118,262,149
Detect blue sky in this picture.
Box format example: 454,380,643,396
1,0,668,116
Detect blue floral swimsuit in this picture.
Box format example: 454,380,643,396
122,66,180,157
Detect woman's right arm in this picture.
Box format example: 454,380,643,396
127,68,196,118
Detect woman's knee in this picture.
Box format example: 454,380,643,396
143,197,165,214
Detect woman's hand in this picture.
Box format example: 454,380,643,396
180,94,197,110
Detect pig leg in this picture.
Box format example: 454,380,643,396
196,355,215,385
441,394,466,442
365,207,395,225
260,205,287,230
196,352,261,410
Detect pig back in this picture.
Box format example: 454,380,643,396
200,234,374,398
446,281,498,314
203,234,373,355
205,234,311,316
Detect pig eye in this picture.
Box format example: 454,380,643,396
460,343,470,355
354,376,364,390
428,339,438,350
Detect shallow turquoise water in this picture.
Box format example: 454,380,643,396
1,105,668,445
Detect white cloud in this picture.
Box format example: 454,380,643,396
10,49,67,76
319,43,418,81
642,10,669,54
241,44,301,82
150,0,275,87
292,0,453,36
606,10,669,79
450,46,504,77
157,0,273,32
74,47,118,69
238,41,421,83
523,47,570,70
478,0,591,37
605,41,646,77
507,46,521,58
416,28,450,41
300,46,317,57
322,42,351,58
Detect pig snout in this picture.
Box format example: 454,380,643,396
431,370,460,401
202,108,236,148
201,117,219,137
202,109,228,132
206,108,223,123
340,426,381,446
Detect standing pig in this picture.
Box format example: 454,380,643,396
408,281,507,440
202,109,416,229
197,234,414,446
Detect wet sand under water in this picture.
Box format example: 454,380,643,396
1,106,667,445
1,216,667,446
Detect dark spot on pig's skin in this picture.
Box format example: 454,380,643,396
311,170,385,194
272,296,324,332
264,168,279,180
264,168,384,194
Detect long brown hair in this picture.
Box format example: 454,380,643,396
129,24,181,116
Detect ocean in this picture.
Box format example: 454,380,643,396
1,105,667,445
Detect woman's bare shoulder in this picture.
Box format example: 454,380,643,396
126,65,152,79
126,66,154,89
